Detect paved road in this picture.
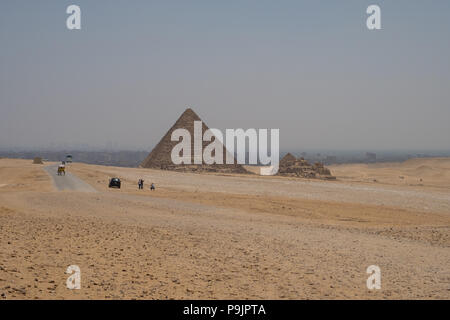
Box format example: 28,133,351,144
44,165,97,192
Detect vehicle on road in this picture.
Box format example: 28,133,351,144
57,165,65,176
109,178,121,188
66,155,73,163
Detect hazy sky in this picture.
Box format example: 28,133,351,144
1,1,449,151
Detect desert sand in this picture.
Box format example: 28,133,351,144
0,158,449,299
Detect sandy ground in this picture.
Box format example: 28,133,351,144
329,158,450,189
0,158,449,299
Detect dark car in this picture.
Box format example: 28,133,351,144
109,178,121,188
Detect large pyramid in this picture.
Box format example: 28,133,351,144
140,108,248,174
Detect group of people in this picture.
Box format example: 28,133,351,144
138,179,155,191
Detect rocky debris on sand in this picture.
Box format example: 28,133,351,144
277,153,335,180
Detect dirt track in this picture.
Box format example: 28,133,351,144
0,159,449,299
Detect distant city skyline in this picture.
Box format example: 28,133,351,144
1,1,450,152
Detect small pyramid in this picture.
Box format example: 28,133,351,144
140,108,247,173
280,153,296,164
277,152,334,179
32,157,43,164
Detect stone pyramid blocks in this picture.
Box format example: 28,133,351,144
140,108,247,174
